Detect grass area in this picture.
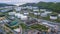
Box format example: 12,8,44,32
42,16,50,20
11,26,19,29
0,12,8,16
19,23,49,32
54,18,60,23
30,24,49,31
29,13,36,18
0,12,6,15
20,23,29,30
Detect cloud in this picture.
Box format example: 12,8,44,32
0,0,60,4
0,0,40,3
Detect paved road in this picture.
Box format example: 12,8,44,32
29,17,60,31
0,27,6,34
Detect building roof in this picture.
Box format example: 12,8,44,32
14,28,20,32
26,19,38,25
50,14,57,16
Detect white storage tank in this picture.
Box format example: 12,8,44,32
50,14,57,20
34,13,40,15
33,9,39,11
17,14,23,18
15,7,21,11
45,11,52,14
41,13,48,17
20,16,28,20
40,9,46,11
15,13,20,16
15,13,23,18
58,14,60,17
8,12,16,15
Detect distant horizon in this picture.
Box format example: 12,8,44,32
0,0,60,5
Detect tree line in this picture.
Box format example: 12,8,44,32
20,2,60,13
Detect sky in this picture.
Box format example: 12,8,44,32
0,0,60,5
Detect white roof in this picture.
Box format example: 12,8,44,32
14,28,20,32
42,22,56,27
15,13,20,15
20,16,28,20
58,14,60,17
15,13,23,16
42,22,48,24
21,16,27,18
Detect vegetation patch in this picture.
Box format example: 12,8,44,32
30,24,49,31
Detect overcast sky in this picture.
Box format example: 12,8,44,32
0,0,60,5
